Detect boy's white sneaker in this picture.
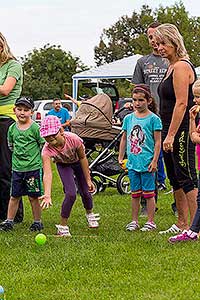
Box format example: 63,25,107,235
55,224,71,237
86,213,100,228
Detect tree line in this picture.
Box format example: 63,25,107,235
21,1,200,100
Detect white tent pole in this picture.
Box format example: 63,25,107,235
72,78,78,117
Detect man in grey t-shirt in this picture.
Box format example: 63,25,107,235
132,22,168,107
132,53,167,107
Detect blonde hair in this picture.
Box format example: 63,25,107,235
192,79,200,93
0,32,16,66
154,23,189,59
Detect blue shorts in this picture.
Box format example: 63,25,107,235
11,169,43,198
128,169,155,198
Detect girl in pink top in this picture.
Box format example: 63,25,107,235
39,115,100,237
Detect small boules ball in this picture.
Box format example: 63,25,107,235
35,233,47,245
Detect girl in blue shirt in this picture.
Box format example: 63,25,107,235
118,84,162,231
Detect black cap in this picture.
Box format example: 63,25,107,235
15,97,34,109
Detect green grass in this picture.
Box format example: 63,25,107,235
1,168,200,300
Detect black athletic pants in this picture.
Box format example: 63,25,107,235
0,117,23,222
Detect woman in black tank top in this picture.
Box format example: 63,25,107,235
154,24,198,236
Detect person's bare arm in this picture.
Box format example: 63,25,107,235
163,61,192,151
118,131,127,164
61,120,71,128
148,131,161,172
189,105,198,137
39,155,53,209
0,77,17,96
189,105,200,144
64,94,78,106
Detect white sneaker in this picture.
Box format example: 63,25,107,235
55,224,71,237
86,213,100,228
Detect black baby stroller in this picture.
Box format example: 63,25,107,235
71,94,130,195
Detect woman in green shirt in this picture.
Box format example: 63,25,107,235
0,32,24,222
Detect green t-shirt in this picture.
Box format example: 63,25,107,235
0,59,23,119
8,121,45,172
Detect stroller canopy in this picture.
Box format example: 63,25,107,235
71,94,119,140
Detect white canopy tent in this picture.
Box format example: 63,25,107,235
72,54,142,99
196,66,200,77
71,55,200,110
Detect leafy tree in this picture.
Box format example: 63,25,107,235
156,2,200,66
94,1,200,66
21,44,88,100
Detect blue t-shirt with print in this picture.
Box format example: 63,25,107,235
47,107,70,131
122,112,162,172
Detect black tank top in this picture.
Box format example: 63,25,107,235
158,59,197,128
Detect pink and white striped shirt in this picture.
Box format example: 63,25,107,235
42,132,84,164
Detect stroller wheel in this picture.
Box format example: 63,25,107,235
91,177,100,196
116,172,131,195
99,182,106,192
98,176,107,192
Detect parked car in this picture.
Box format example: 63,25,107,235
32,99,73,125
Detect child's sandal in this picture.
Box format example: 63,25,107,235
140,222,156,232
126,221,140,231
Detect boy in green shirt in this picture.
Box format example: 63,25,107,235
0,97,45,232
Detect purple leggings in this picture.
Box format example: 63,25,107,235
56,162,93,219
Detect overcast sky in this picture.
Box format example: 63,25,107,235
0,0,199,67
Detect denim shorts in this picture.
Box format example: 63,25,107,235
11,169,43,198
128,169,156,198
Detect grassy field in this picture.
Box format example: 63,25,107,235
1,167,200,300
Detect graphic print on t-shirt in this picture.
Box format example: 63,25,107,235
129,125,145,154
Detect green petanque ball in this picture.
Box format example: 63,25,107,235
35,233,47,245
